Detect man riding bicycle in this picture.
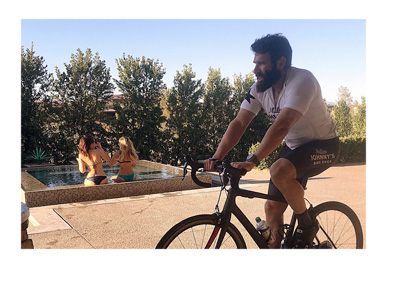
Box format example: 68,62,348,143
204,34,339,248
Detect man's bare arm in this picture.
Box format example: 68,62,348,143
253,107,303,162
204,109,255,171
212,109,256,159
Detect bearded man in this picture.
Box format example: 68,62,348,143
204,34,339,248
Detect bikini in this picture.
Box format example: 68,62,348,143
117,160,135,182
86,175,107,185
86,154,107,185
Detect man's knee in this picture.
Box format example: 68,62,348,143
270,158,296,185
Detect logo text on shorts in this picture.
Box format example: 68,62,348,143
311,149,335,165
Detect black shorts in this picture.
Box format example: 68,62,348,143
268,137,340,202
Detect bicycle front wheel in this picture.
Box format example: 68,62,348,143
313,201,363,249
156,214,246,249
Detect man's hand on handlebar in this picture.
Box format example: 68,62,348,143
204,157,255,173
183,155,248,188
231,161,256,172
204,158,220,172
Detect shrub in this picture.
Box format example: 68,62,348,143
28,147,49,163
338,136,366,163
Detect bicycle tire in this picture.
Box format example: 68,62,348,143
156,214,247,249
313,201,363,249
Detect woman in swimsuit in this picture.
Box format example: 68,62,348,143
109,136,138,183
76,136,111,186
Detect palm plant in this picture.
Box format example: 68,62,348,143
29,147,48,163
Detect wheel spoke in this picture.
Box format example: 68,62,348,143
200,224,208,249
191,227,199,248
313,202,363,249
177,235,185,249
156,215,246,249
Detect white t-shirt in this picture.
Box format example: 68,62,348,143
240,67,338,149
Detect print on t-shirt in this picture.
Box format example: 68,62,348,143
267,106,281,121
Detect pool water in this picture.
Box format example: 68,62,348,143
28,164,179,187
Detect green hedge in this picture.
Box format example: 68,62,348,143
248,136,366,170
337,136,366,163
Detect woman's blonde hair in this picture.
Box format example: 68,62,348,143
118,136,138,163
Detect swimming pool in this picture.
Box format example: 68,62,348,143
27,163,179,187
21,160,212,207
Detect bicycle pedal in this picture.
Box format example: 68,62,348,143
319,240,333,249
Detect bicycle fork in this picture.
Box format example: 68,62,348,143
204,186,236,249
204,226,221,249
204,211,231,249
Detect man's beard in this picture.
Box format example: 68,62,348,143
255,66,281,93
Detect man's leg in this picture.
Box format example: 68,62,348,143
269,158,306,214
264,199,287,248
269,158,318,248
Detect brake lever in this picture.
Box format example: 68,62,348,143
182,162,188,181
222,168,229,186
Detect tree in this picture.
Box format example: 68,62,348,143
112,54,166,161
332,99,353,137
166,64,204,165
337,86,353,106
352,96,366,137
51,48,114,163
230,73,255,111
200,68,232,156
21,44,52,162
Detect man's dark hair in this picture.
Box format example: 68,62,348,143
251,33,292,69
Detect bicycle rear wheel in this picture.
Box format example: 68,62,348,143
313,201,363,249
156,214,246,249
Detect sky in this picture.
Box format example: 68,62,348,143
21,19,365,103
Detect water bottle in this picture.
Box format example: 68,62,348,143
256,217,271,242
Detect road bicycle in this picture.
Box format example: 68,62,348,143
156,155,363,249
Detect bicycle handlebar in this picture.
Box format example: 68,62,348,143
182,155,247,188
182,155,211,188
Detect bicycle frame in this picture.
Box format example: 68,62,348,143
214,175,293,249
